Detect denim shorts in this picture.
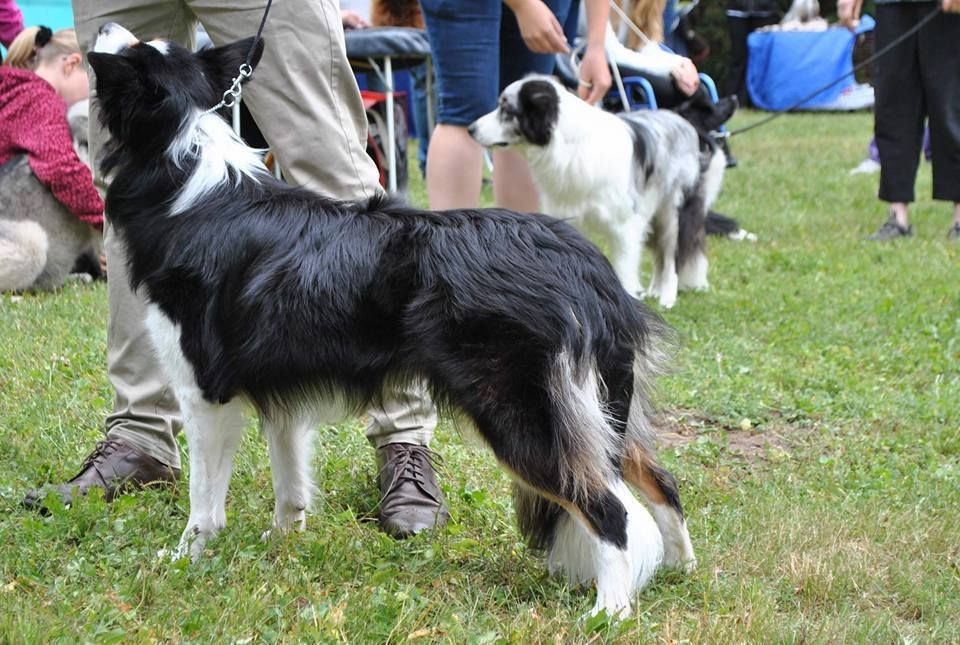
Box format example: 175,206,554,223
420,0,573,125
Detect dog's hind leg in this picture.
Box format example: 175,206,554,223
678,251,709,292
623,445,696,572
173,395,247,561
480,357,662,618
609,220,646,298
650,210,679,309
262,412,316,537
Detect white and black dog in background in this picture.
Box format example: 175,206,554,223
87,25,696,617
470,75,727,309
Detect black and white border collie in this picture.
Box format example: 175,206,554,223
469,76,727,309
87,25,696,618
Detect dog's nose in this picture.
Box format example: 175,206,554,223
467,123,477,138
98,22,117,36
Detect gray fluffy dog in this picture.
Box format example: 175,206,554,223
0,100,103,292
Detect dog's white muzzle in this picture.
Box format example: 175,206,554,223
94,22,138,54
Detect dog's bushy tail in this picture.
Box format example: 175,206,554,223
513,292,673,551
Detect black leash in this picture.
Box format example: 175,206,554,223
727,7,943,137
245,0,273,68
204,0,274,115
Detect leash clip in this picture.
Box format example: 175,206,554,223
204,63,253,115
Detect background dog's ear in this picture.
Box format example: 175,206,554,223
196,37,265,88
517,80,560,146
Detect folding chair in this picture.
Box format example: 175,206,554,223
345,27,433,193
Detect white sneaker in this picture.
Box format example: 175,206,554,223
849,158,880,175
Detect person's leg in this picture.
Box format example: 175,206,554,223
193,0,379,198
84,1,194,466
870,3,925,238
494,0,572,212
917,5,960,233
409,63,431,178
194,0,444,536
23,1,192,509
724,15,750,103
421,0,500,210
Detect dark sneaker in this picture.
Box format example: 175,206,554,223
866,214,912,241
376,443,449,538
22,438,180,510
948,223,960,240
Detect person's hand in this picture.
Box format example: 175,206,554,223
671,57,700,97
577,44,611,105
944,0,960,13
341,10,369,30
837,0,864,29
511,0,570,54
99,253,107,275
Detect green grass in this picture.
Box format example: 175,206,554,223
2,109,959,642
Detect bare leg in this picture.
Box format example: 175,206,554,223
492,148,540,213
890,201,910,228
426,124,483,209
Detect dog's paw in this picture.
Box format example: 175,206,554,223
161,525,213,562
589,591,632,621
728,228,758,242
657,294,676,309
662,534,697,573
156,541,194,562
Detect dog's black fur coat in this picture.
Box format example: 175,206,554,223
87,36,676,546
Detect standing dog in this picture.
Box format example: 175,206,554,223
470,75,726,308
88,25,695,617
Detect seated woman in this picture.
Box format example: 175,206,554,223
606,0,702,109
0,26,104,291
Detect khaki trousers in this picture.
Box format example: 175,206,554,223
73,0,436,467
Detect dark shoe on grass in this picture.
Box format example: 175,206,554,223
376,443,449,538
947,223,960,240
22,438,180,510
866,214,912,241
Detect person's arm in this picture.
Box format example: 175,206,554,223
19,97,104,227
837,0,863,29
503,0,569,54
944,0,960,13
341,9,369,30
577,0,612,104
0,0,25,48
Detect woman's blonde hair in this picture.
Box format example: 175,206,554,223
613,0,666,49
3,26,81,70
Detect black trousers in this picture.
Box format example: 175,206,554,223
725,14,779,106
875,2,960,203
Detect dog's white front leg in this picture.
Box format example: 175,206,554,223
171,395,246,561
261,414,315,540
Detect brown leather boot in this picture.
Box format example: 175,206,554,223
22,438,180,510
376,443,449,538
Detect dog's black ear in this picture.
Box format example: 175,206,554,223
87,51,137,85
196,37,265,88
517,79,560,146
87,51,140,108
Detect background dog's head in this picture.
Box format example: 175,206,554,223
87,24,263,165
469,76,563,149
674,93,738,136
